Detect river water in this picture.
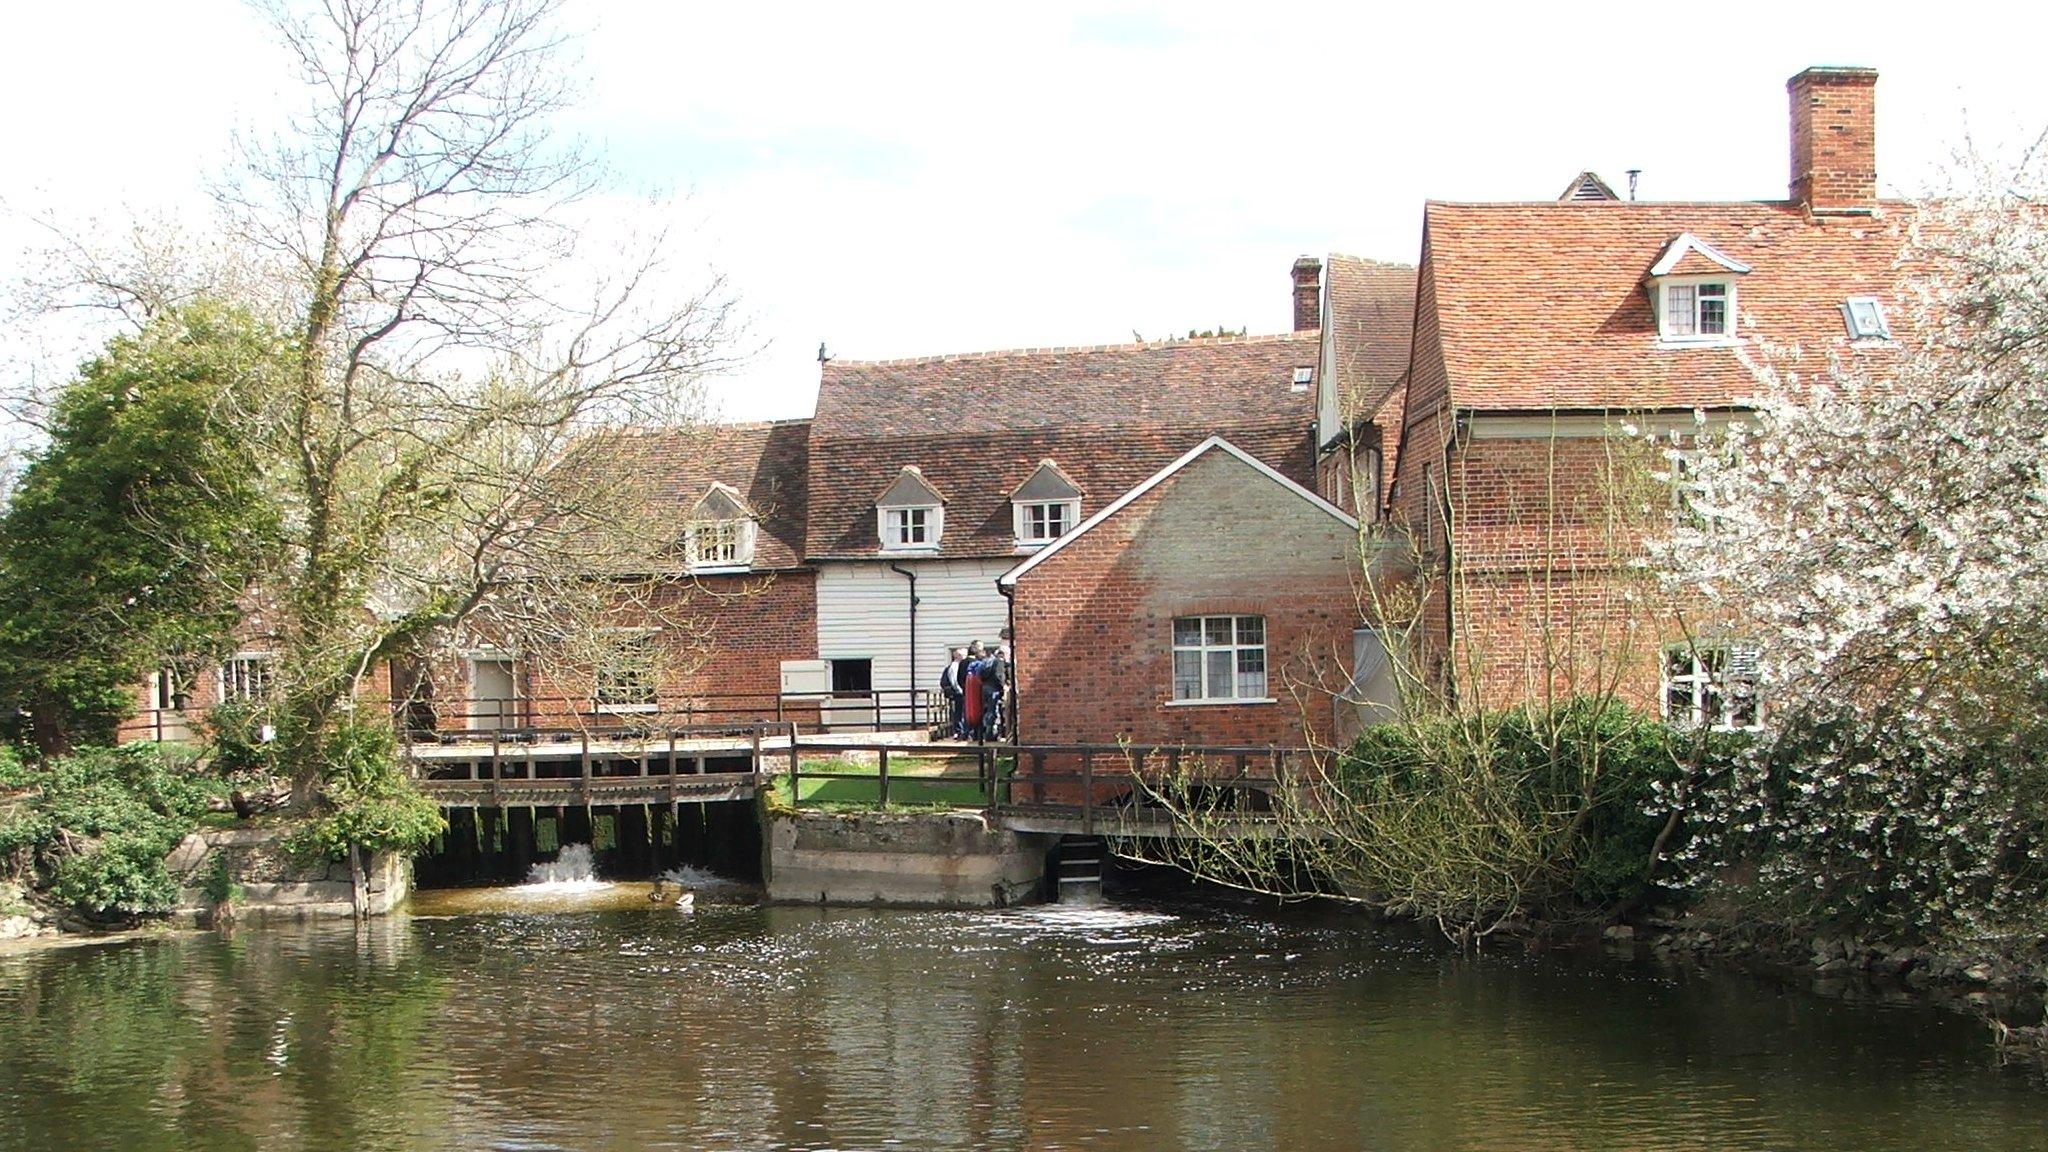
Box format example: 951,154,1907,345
1,883,2043,1151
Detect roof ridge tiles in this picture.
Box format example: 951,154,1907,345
827,331,1316,369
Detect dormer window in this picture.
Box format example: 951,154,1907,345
1842,296,1891,340
682,483,757,572
1646,232,1750,345
1009,459,1084,549
876,466,944,553
1664,281,1729,338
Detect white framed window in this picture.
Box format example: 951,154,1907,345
149,667,188,711
1014,499,1079,546
1841,296,1891,340
1660,280,1731,340
882,505,940,551
1171,615,1269,703
218,653,274,703
594,630,659,713
1662,644,1762,731
684,517,755,571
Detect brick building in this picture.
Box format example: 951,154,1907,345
1001,437,1366,748
1375,66,1914,719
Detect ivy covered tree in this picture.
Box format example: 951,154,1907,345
0,304,280,754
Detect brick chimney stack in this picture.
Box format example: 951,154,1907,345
1789,66,1879,213
1292,256,1322,332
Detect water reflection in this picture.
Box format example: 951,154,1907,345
0,899,2042,1151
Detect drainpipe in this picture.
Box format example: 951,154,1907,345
889,563,919,725
997,580,1018,744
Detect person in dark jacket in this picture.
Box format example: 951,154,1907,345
939,647,967,739
978,643,1009,742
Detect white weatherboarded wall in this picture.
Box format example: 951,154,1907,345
815,558,1014,727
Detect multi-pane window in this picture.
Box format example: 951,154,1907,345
1018,500,1076,544
1662,644,1762,731
220,654,274,702
594,632,659,711
686,519,748,568
1172,615,1268,702
1663,281,1730,339
885,507,932,547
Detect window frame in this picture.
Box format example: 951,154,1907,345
1655,276,1737,344
683,516,756,572
1841,296,1892,340
1661,643,1763,732
218,652,275,704
1013,497,1081,548
879,504,942,552
592,628,661,715
1168,614,1273,705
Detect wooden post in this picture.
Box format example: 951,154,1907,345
877,747,890,808
1081,749,1094,835
786,721,800,807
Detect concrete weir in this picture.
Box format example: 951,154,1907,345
762,808,1056,907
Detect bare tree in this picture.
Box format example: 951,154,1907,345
193,0,740,792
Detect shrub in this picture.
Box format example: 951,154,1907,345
0,744,217,916
282,718,445,863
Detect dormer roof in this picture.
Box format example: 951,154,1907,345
1647,232,1753,278
876,465,945,507
1009,459,1083,502
688,481,752,520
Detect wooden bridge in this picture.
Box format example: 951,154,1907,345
407,722,1315,840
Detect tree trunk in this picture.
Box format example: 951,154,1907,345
348,842,369,918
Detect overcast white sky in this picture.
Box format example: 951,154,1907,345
4,1,2044,424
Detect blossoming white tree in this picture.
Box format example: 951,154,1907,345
1653,153,2048,942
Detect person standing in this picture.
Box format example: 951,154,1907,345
962,641,986,740
939,647,967,739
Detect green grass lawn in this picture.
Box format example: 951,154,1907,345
769,759,989,809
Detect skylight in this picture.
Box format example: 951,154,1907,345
1842,297,1890,340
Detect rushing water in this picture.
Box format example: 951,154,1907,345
1,888,2044,1152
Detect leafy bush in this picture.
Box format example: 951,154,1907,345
1335,698,1695,922
0,744,216,916
1670,707,2048,947
282,718,444,863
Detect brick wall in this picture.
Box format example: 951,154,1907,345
1012,448,1360,748
517,570,819,729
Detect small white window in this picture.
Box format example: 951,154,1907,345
1291,367,1314,393
1662,644,1762,731
1842,296,1890,339
1662,281,1730,339
219,654,275,703
1014,499,1079,546
885,506,935,549
685,518,754,570
1171,615,1268,702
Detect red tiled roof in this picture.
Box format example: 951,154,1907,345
814,334,1319,438
807,335,1319,559
1324,254,1416,432
1422,200,1917,411
807,421,1315,560
609,419,810,570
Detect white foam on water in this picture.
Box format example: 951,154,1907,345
983,904,1179,933
518,844,611,894
658,864,744,893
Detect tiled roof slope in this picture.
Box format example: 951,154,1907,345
1424,200,1917,411
1325,255,1416,430
610,419,810,570
808,334,1318,559
807,420,1315,560
814,334,1319,438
